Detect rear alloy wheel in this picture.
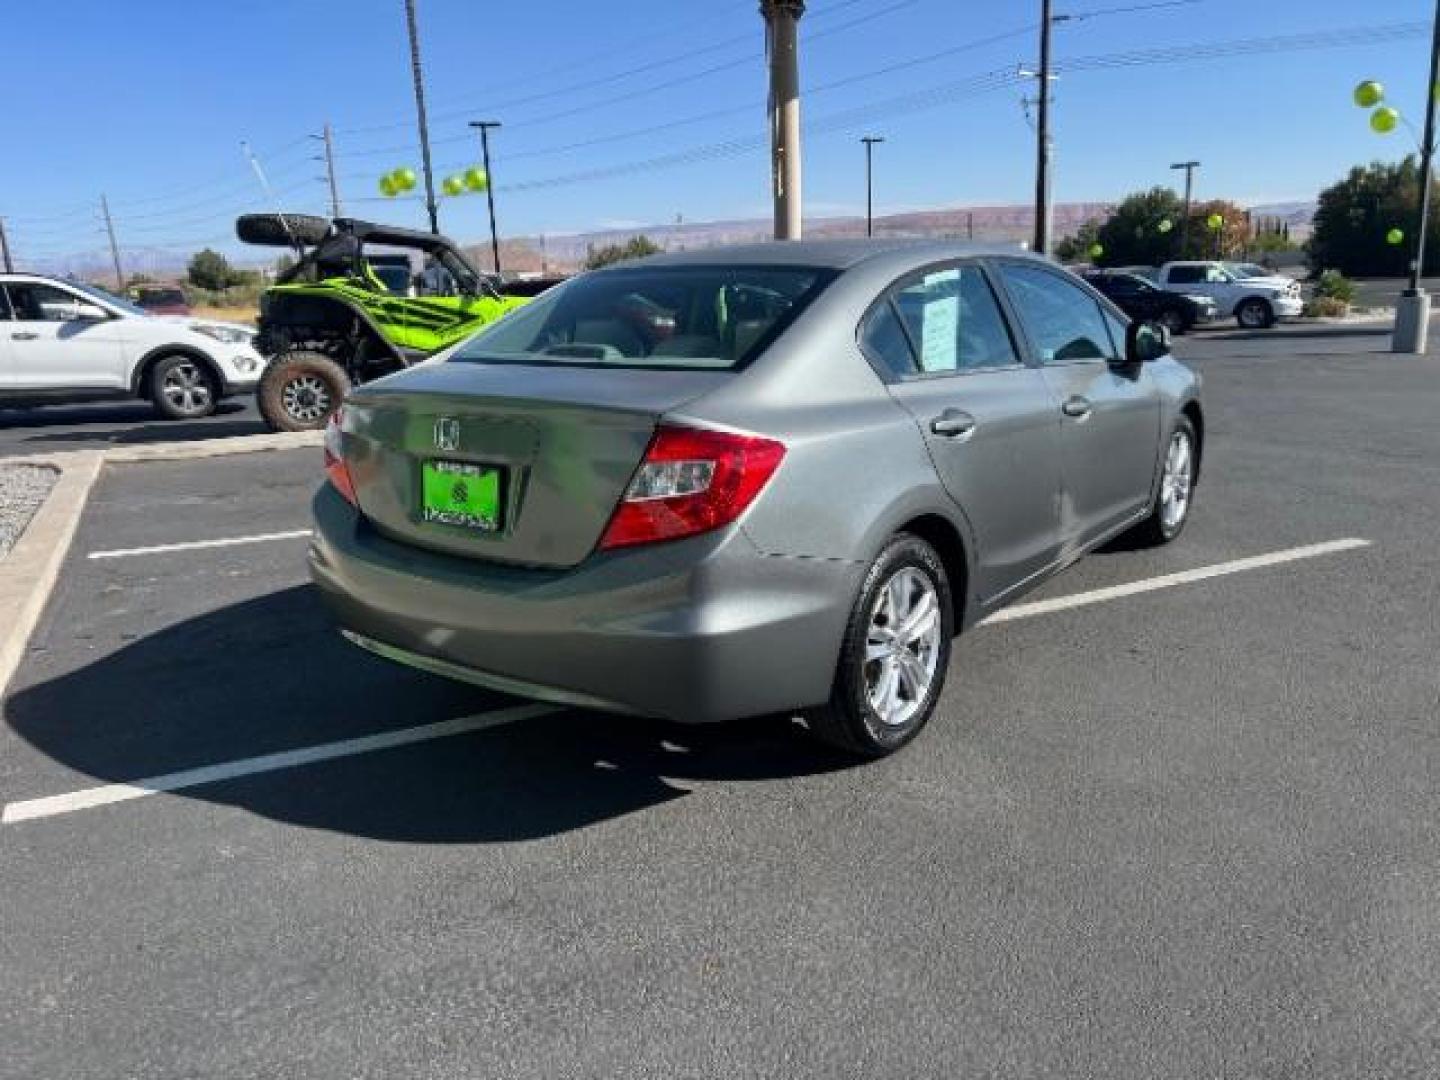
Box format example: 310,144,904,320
256,350,351,432
1236,297,1275,329
1126,415,1197,547
150,355,217,420
806,533,953,758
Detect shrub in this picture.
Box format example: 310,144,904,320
1313,269,1356,304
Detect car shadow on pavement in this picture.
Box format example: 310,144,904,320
2,403,264,448
5,585,849,842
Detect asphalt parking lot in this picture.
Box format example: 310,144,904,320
2,329,1438,1078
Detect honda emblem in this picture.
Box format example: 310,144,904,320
434,417,460,452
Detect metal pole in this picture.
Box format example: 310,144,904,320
1032,0,1054,256
322,123,342,218
1171,160,1199,255
1411,0,1440,291
100,195,124,290
0,218,12,273
861,136,883,237
762,1,806,240
1393,0,1440,351
403,0,440,234
470,120,503,274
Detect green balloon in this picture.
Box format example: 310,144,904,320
463,167,489,192
1207,213,1224,230
378,175,398,197
442,175,465,197
1353,80,1384,109
1387,227,1406,245
394,167,417,191
1371,106,1401,134
1157,218,1174,234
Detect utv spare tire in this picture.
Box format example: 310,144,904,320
257,351,350,432
235,213,331,248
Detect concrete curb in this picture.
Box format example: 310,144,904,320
106,430,322,462
0,451,104,701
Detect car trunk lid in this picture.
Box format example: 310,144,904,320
341,362,726,567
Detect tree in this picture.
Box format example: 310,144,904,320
1054,218,1102,263
187,248,234,291
1309,157,1436,277
1185,199,1249,261
1091,187,1187,266
584,234,662,270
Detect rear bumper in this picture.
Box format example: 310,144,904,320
307,484,862,722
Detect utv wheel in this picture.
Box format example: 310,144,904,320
257,351,350,432
150,355,217,420
1125,415,1197,547
806,533,953,758
1235,298,1275,329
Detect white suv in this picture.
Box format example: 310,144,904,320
0,273,264,419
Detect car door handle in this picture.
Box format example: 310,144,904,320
930,410,977,438
11,332,39,341
1061,395,1092,418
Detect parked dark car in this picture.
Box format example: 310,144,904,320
1083,271,1214,334
129,284,193,316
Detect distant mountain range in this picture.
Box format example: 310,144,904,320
27,199,1319,281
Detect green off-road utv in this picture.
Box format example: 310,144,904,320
235,213,530,431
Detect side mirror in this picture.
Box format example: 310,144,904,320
74,303,110,321
1126,319,1170,365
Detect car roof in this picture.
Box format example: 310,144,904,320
633,238,1033,271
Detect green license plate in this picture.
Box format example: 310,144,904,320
420,460,501,531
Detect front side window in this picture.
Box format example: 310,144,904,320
997,263,1118,365
452,266,833,370
884,264,1019,375
1166,265,1203,285
5,283,87,322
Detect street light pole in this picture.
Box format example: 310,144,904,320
761,0,806,240
469,121,503,275
861,136,884,237
1170,160,1200,255
403,0,440,234
1394,0,1440,352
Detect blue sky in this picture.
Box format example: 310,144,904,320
3,0,1436,265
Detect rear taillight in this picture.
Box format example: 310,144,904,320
598,424,786,550
324,407,359,507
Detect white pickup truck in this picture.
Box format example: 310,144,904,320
1154,261,1303,329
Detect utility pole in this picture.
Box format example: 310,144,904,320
0,218,12,273
1170,160,1200,255
761,0,806,240
469,120,503,274
1029,0,1066,256
312,123,342,218
539,232,548,275
1394,0,1440,352
100,195,124,290
967,211,974,241
861,136,884,237
403,0,440,234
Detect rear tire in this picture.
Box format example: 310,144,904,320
1158,307,1188,335
1235,297,1275,329
256,351,350,432
149,354,218,420
805,533,953,758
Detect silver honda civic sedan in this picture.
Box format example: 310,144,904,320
310,240,1203,757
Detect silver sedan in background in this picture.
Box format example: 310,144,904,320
310,241,1203,758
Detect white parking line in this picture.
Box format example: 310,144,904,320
3,537,1372,827
1,703,560,825
88,529,312,560
984,537,1371,625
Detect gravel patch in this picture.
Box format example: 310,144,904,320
0,465,58,559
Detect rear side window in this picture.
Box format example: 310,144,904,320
868,264,1020,377
997,263,1118,365
451,265,834,370
0,288,12,321
858,301,914,378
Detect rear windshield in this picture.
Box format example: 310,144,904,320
450,265,834,370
